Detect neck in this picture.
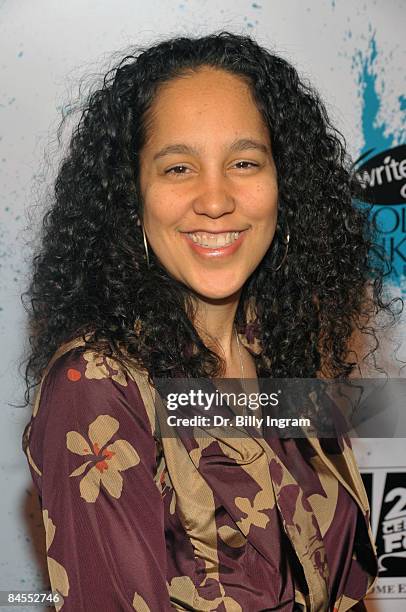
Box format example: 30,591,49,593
191,290,241,362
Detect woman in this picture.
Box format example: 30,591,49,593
21,32,397,611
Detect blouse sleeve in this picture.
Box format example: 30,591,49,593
23,347,173,612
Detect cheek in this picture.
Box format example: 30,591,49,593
242,180,279,224
143,185,186,229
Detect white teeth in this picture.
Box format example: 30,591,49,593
187,231,241,248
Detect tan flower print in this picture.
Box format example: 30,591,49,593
42,510,69,611
132,591,151,611
217,524,246,548
158,467,176,515
217,582,243,612
67,414,140,503
234,489,271,534
189,436,214,467
168,576,242,612
83,350,128,386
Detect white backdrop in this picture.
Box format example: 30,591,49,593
1,1,405,610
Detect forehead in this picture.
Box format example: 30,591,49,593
143,67,270,146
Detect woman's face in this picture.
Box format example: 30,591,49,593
139,66,278,300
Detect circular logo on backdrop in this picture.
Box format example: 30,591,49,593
354,145,406,205
353,145,406,286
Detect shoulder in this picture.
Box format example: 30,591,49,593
36,346,152,422
24,344,158,481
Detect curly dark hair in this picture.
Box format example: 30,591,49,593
20,30,402,407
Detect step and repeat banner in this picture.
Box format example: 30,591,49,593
0,1,404,610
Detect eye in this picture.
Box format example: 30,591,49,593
232,161,260,170
165,165,191,175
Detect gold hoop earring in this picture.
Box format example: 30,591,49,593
142,224,150,269
270,222,290,272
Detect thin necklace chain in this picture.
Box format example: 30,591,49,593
235,327,249,411
234,326,245,380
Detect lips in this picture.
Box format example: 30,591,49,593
187,231,241,248
182,229,248,234
181,228,249,258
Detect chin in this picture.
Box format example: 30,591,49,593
187,273,246,302
195,289,239,301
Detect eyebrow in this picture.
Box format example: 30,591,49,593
152,137,270,161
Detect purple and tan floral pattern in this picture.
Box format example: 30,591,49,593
83,350,128,386
67,414,140,503
42,510,69,611
22,336,378,611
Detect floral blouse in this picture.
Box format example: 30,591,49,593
22,334,378,611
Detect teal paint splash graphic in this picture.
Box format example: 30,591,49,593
354,34,393,155
353,33,406,292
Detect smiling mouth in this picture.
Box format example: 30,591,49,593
184,230,246,248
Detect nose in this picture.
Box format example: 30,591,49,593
192,171,236,218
